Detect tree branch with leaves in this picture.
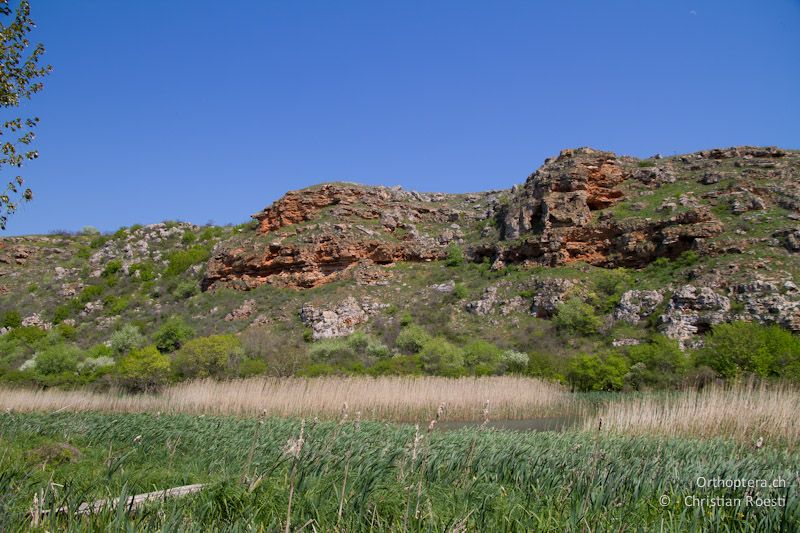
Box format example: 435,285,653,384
0,0,50,229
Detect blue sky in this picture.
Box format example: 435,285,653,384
5,0,800,235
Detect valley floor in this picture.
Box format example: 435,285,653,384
1,379,798,531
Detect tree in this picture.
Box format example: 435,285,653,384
418,336,465,376
0,1,51,229
172,334,244,379
153,317,194,353
116,345,171,392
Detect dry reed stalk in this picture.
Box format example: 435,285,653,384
591,382,800,447
0,376,568,422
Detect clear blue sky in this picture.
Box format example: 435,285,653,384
6,0,800,235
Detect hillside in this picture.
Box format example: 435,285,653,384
1,145,799,386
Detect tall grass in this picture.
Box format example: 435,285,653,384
591,382,800,448
0,376,569,422
2,412,798,531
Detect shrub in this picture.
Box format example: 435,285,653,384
696,321,800,380
110,324,146,356
238,358,268,377
129,262,156,281
103,295,130,315
395,324,433,354
34,344,82,375
308,332,391,367
567,353,629,391
554,297,601,336
452,282,468,300
463,340,502,375
418,337,465,376
165,246,211,277
240,327,309,376
79,225,100,236
501,350,530,373
101,259,122,277
172,280,199,299
116,345,171,392
589,268,633,313
1,310,21,329
624,335,688,389
181,230,196,245
77,356,115,375
154,317,195,353
444,244,464,267
172,334,244,379
367,354,423,376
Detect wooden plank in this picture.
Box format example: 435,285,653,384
33,483,205,520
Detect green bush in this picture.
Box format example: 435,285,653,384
154,317,195,353
165,246,211,277
115,345,171,392
238,358,268,377
567,353,629,391
452,283,468,300
395,324,433,354
501,350,530,373
110,324,146,356
172,334,244,379
308,332,391,367
624,335,687,389
367,354,423,376
172,280,199,299
444,244,464,267
463,340,502,375
33,344,82,375
1,310,21,329
554,297,601,336
103,295,130,315
129,261,156,281
418,337,465,376
589,268,633,313
696,321,800,380
181,230,197,245
101,259,122,277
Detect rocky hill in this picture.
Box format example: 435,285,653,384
1,145,798,383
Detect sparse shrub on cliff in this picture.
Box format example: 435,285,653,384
444,243,464,267
1,310,21,329
165,245,211,277
101,259,122,277
172,280,199,299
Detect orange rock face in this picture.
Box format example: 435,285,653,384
203,147,733,290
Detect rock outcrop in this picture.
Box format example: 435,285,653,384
204,184,494,289
300,296,388,339
497,148,724,268
658,286,731,348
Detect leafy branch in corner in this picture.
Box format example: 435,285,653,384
0,0,51,229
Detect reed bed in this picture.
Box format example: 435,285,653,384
591,383,800,448
2,411,798,530
0,375,570,421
